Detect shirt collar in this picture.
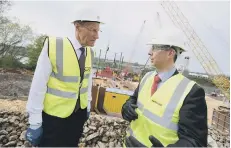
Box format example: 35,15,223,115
68,37,82,50
157,66,176,82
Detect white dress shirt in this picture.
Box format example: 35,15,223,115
26,37,93,127
142,66,177,91
157,66,176,88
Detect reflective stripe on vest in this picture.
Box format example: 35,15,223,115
46,38,91,99
139,72,155,92
137,71,155,109
90,49,94,66
50,38,79,82
47,87,76,99
131,77,191,133
43,36,93,117
80,87,88,94
48,73,91,99
79,73,91,94
50,71,80,82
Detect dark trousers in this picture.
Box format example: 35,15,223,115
39,108,87,147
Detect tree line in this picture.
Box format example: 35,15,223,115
0,0,46,70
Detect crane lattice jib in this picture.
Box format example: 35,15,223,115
161,1,230,99
124,20,146,73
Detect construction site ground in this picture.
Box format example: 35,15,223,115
0,69,229,147
0,96,223,126
206,96,224,125
0,69,227,125
93,77,139,91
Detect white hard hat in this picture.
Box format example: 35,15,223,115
72,8,104,24
147,27,187,55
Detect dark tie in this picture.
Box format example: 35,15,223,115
151,74,161,96
79,47,86,82
75,47,86,112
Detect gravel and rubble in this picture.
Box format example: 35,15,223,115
0,107,129,147
1,105,230,148
0,110,31,147
0,69,230,147
208,126,230,148
78,113,129,147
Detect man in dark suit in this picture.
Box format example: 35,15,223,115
121,28,208,147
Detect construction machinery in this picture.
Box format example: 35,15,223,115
91,1,230,119
121,20,147,79
160,1,230,99
96,66,114,78
132,74,140,82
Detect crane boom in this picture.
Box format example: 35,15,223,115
123,20,146,74
161,1,230,99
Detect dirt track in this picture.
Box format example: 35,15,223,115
0,99,27,112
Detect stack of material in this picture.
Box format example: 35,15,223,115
93,77,138,91
1,108,230,148
208,126,230,148
122,80,138,91
208,105,230,148
0,110,129,147
79,113,129,147
0,110,31,147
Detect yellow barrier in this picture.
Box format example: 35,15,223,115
91,85,134,117
103,88,134,117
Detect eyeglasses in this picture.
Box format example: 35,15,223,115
152,45,172,51
151,45,182,55
82,26,102,34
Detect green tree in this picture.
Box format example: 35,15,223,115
0,21,33,59
0,0,11,17
0,0,34,68
0,55,24,68
26,35,47,70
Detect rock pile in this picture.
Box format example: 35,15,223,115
79,113,129,147
0,110,31,147
0,110,129,147
208,126,230,148
1,109,230,148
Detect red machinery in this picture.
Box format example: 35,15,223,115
96,66,113,78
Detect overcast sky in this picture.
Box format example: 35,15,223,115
6,0,230,75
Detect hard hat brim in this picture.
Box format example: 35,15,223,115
147,42,186,53
173,46,186,54
72,20,104,24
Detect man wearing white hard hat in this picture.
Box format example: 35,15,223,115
122,27,208,147
25,8,103,147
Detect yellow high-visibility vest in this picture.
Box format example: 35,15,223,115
43,36,94,118
125,71,196,147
